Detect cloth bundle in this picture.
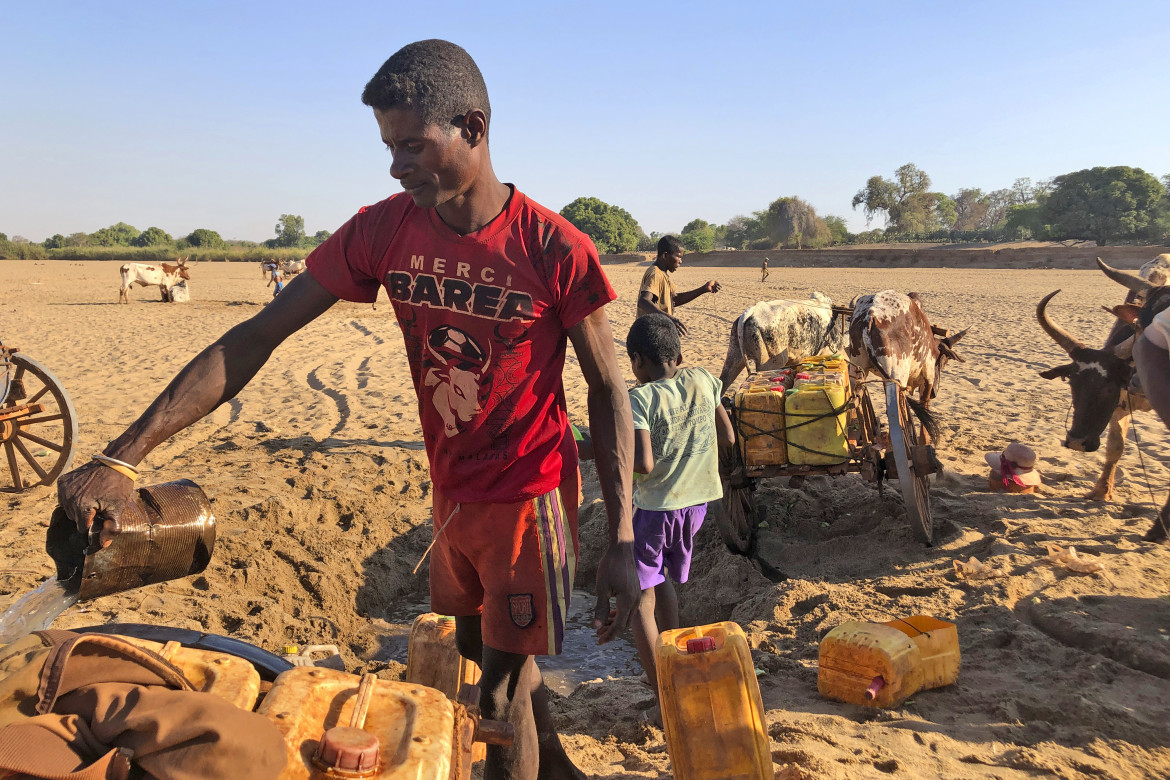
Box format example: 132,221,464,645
0,630,286,780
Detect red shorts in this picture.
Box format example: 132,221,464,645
429,474,580,656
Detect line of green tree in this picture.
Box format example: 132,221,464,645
556,164,1170,254
0,214,331,261
6,166,1169,260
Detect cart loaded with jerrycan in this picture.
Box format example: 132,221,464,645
717,305,946,552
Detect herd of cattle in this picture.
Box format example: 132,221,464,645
116,258,305,303
113,252,1170,541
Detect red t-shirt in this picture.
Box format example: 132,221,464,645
306,187,616,503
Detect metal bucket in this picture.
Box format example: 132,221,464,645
77,479,216,600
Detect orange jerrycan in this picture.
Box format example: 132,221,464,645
818,615,959,708
405,614,482,699
118,636,261,710
656,622,771,780
405,613,486,763
259,667,456,779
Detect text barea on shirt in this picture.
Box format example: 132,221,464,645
306,187,616,504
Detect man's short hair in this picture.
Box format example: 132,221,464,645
361,40,491,129
657,235,683,258
627,314,681,365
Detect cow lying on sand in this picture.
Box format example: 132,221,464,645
1038,258,1170,541
846,290,968,440
718,292,843,390
118,258,190,303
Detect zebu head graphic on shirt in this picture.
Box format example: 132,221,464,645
423,325,491,437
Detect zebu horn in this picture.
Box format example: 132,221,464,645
1097,257,1150,295
1037,290,1084,355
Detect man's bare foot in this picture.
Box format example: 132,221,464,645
537,747,587,780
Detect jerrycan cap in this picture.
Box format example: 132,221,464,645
315,726,380,773
686,636,717,654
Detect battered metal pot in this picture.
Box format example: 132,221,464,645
76,479,217,600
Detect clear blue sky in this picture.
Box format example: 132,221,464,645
3,1,1168,243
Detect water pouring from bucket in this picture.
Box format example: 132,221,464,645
0,479,216,644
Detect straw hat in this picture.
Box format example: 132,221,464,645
985,442,1042,488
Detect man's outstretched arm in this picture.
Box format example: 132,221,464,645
567,307,639,644
672,279,721,308
58,272,339,542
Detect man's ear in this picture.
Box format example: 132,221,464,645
459,109,489,145
676,351,685,366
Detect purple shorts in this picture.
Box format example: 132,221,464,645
632,504,707,590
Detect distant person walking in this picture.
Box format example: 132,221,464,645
760,257,770,283
625,313,734,719
267,265,284,298
638,235,722,336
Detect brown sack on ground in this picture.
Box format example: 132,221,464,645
0,631,286,780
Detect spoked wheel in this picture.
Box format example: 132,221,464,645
1,354,79,492
885,382,933,544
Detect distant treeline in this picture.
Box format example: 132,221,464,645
558,164,1170,253
6,165,1169,259
0,214,324,261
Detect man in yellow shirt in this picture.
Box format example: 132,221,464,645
637,236,721,335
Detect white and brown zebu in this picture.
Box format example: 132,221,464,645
718,292,844,390
846,290,968,440
118,257,190,303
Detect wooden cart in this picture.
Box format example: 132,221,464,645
718,309,942,550
0,340,78,492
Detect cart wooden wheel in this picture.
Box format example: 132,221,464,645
885,382,933,544
1,354,79,492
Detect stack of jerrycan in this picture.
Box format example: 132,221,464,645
731,367,794,466
818,615,960,708
656,622,772,779
785,355,850,466
405,613,486,763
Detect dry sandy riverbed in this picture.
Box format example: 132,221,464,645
2,259,1169,778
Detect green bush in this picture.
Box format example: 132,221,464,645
0,240,47,260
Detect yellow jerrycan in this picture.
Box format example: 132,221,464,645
818,615,959,708
405,614,482,699
405,613,486,763
258,667,456,779
785,381,849,465
655,622,771,780
733,379,788,466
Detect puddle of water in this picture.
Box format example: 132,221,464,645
0,578,79,644
381,589,639,697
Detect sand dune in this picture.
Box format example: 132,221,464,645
3,259,1169,778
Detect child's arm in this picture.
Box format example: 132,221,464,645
715,403,735,448
633,429,654,474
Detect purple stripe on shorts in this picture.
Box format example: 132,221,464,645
535,491,566,654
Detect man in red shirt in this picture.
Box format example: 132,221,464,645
58,39,637,780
